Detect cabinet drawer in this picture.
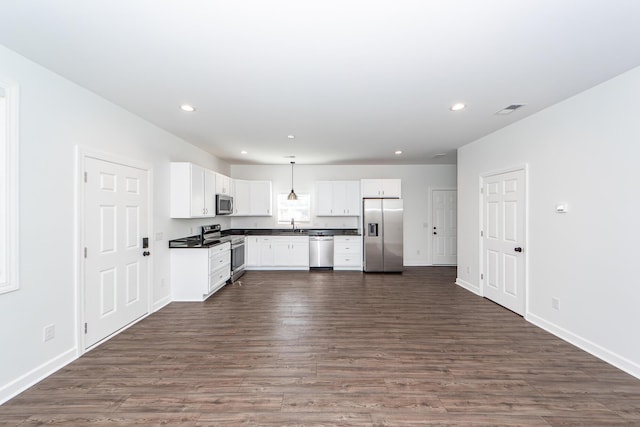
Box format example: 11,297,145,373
334,253,361,266
334,236,359,243
209,264,230,292
334,242,361,254
209,242,230,256
210,251,230,271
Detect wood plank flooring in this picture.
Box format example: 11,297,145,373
2,267,640,426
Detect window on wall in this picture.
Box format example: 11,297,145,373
277,194,310,225
0,79,19,295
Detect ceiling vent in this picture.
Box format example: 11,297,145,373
495,104,526,115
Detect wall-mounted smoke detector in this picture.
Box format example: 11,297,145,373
495,104,526,115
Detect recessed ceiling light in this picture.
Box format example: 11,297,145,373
180,104,196,112
241,150,247,155
287,135,295,139
395,150,403,155
450,103,466,111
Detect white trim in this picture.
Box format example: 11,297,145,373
455,277,481,295
0,77,19,295
527,313,640,380
0,348,76,405
74,146,153,355
152,295,172,312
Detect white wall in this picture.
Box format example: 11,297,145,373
231,164,457,266
457,66,640,377
0,45,231,402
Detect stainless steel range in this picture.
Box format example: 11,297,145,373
201,225,245,283
226,234,246,283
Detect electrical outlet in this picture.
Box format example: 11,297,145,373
466,266,470,274
44,324,55,342
552,298,560,310
160,278,165,289
416,249,421,255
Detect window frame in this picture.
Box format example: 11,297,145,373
0,77,19,295
276,193,311,225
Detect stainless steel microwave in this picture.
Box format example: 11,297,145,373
216,194,233,215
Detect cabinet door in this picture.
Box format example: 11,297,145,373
204,169,216,217
250,181,272,216
190,164,206,217
361,179,382,197
332,182,348,215
315,181,334,216
246,236,262,266
215,173,231,195
289,237,310,267
344,181,361,215
382,179,401,198
233,179,251,215
272,237,291,266
259,237,274,265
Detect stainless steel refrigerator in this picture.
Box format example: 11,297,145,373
363,198,403,272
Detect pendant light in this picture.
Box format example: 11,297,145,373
287,161,298,200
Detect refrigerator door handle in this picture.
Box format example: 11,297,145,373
368,223,379,237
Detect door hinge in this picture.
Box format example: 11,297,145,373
480,230,484,237
480,187,484,194
84,323,88,334
480,273,484,280
84,171,88,183
84,247,87,258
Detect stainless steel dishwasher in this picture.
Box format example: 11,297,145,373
309,235,334,268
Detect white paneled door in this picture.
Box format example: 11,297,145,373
84,156,149,348
432,189,457,265
482,169,526,315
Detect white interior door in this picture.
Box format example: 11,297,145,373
432,190,457,265
84,156,149,348
482,169,526,315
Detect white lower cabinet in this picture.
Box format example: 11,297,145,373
246,235,309,270
171,242,231,301
333,235,362,270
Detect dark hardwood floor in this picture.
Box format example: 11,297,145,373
2,267,640,426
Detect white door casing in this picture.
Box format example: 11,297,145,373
83,155,150,348
432,189,457,265
482,168,526,315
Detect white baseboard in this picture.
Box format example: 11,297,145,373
0,347,77,405
455,277,481,295
527,312,640,380
152,295,172,312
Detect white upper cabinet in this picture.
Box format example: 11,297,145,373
315,180,361,216
170,162,216,218
233,179,272,216
215,173,232,196
361,179,401,198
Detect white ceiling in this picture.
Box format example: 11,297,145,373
1,1,640,165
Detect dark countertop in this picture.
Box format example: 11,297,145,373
221,228,360,236
168,235,233,249
170,228,361,248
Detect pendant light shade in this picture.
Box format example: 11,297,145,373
287,161,298,200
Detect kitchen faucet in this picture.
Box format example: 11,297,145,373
291,218,296,231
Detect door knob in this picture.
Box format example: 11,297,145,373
143,251,151,256
514,247,522,253
433,232,437,235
